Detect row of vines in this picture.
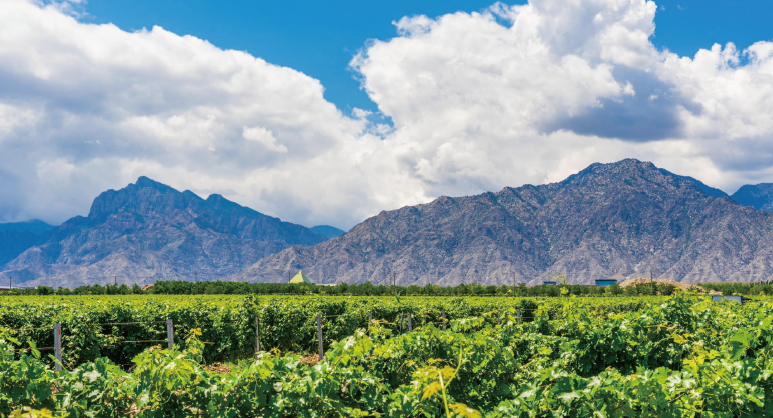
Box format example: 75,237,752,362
3,294,771,416
0,295,650,367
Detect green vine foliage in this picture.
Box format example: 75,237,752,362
2,294,773,416
0,295,550,365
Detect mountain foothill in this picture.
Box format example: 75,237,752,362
3,159,773,287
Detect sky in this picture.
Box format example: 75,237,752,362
1,0,773,230
81,0,773,117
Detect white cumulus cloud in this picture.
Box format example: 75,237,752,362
0,0,411,227
242,126,287,153
353,0,773,199
2,0,773,230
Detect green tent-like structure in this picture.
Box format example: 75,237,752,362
289,270,313,284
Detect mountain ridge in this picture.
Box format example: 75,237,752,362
731,184,773,212
310,225,346,238
231,159,773,285
4,160,773,287
0,177,331,287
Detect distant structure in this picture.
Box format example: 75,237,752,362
594,279,617,287
289,270,313,284
712,295,753,304
543,281,557,286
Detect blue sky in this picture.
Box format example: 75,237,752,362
82,0,773,116
1,0,773,228
82,0,499,113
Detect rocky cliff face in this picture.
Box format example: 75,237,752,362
731,184,773,212
0,177,329,287
232,159,773,285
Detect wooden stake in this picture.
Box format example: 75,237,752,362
166,319,174,350
316,314,324,361
255,317,261,353
53,323,62,372
408,313,412,332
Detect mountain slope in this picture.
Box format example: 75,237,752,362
0,177,329,287
658,169,728,198
310,225,346,238
0,230,38,266
731,184,773,212
0,220,56,235
0,220,56,266
232,159,773,285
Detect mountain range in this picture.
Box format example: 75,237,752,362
4,159,773,287
232,159,773,285
0,177,332,287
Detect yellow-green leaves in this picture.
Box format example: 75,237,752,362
449,403,481,418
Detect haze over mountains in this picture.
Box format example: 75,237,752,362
0,221,55,266
3,159,773,287
0,220,55,235
731,184,773,212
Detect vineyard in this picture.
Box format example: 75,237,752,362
1,294,772,417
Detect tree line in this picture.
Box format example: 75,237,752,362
0,280,684,297
2,279,769,297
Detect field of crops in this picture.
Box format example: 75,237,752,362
2,294,772,417
0,295,651,367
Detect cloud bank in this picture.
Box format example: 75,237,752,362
1,0,773,229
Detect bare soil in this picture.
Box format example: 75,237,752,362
618,278,722,295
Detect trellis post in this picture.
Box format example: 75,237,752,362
316,314,324,360
255,317,261,353
166,319,174,350
53,323,62,372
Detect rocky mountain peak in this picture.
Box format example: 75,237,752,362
87,177,201,220
1,177,333,287
233,158,768,286
555,159,727,202
557,159,662,192
134,176,174,192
